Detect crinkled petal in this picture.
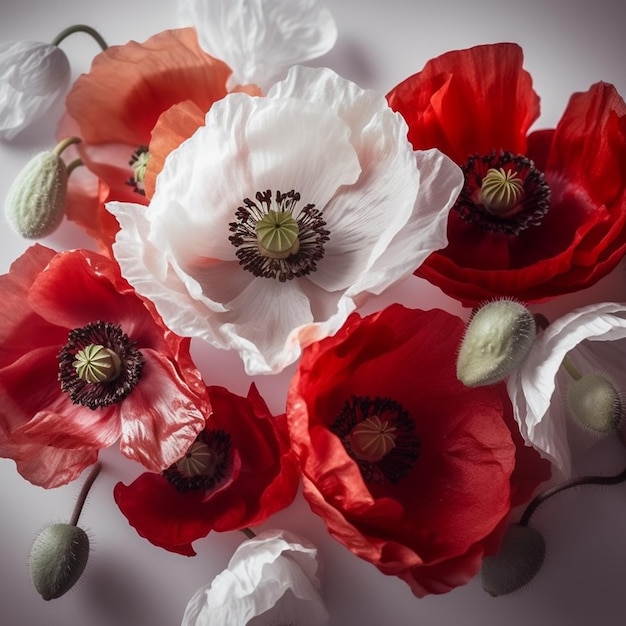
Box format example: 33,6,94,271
118,349,207,471
508,302,626,475
181,529,328,626
179,0,337,89
0,41,70,139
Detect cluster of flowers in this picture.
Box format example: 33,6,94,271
2,0,626,621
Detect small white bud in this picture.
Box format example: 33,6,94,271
29,523,90,600
481,524,545,596
4,150,67,238
456,299,536,387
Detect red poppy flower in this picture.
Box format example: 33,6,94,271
113,384,300,556
57,28,259,254
387,43,626,305
287,304,550,597
0,244,209,488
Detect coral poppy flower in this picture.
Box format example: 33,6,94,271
508,302,626,477
108,65,463,374
113,384,300,556
387,43,626,306
182,529,328,625
57,28,257,254
0,244,208,488
287,304,550,597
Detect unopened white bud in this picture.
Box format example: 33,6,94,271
457,299,536,387
480,523,545,596
5,150,67,238
30,523,90,600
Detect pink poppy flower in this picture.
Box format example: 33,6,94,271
0,244,209,488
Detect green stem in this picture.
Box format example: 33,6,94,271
561,354,582,381
69,462,102,527
66,158,83,177
53,136,81,156
519,466,626,527
51,25,108,51
239,527,256,539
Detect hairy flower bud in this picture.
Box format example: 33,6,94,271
4,150,67,238
480,523,545,596
29,523,90,600
567,372,623,434
457,299,536,387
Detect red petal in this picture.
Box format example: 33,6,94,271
118,349,208,472
387,43,539,164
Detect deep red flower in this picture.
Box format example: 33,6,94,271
56,28,259,254
113,384,300,556
287,304,550,597
0,244,209,488
387,43,626,305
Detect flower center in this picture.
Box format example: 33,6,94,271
162,429,233,492
58,321,144,409
73,344,122,383
331,396,420,483
349,415,397,462
456,150,550,235
229,189,329,282
126,145,150,196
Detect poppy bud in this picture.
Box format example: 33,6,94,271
567,372,623,434
29,523,90,601
4,150,67,238
480,523,545,596
456,299,536,387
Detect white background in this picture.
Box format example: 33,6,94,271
1,1,626,625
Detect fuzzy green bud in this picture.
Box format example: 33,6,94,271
480,524,545,596
457,299,536,387
4,150,67,238
567,372,622,434
30,523,90,600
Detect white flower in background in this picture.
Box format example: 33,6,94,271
108,65,463,374
0,41,70,140
181,529,329,626
178,0,337,90
508,302,626,477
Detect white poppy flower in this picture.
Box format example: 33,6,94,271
178,0,337,89
508,302,626,477
0,41,70,140
108,66,463,374
181,529,329,626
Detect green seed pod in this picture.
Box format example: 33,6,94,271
456,299,536,387
4,150,67,239
480,524,545,596
30,523,89,600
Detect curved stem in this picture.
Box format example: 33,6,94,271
519,466,626,527
66,158,84,177
51,25,108,51
69,462,102,527
53,136,81,156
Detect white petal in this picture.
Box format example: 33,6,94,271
220,278,314,374
181,529,328,626
508,302,626,476
178,0,337,90
0,41,70,140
